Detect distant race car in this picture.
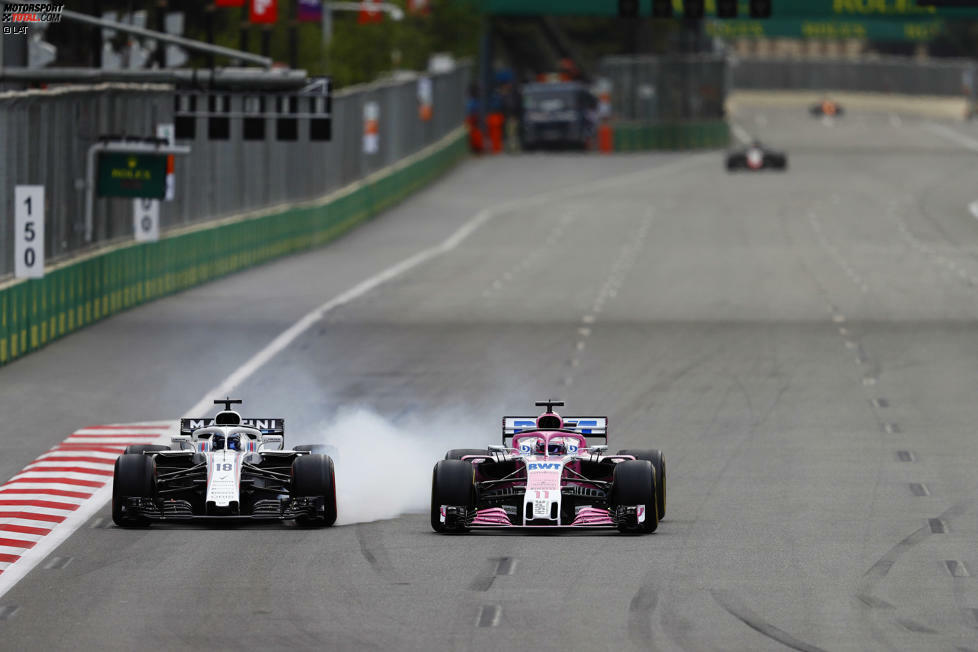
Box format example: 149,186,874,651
726,142,788,171
431,400,665,534
810,99,844,117
112,398,337,527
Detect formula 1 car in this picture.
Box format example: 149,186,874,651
112,398,337,527
431,400,665,534
810,99,844,117
726,141,788,171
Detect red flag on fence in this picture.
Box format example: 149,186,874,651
250,0,278,24
358,0,384,24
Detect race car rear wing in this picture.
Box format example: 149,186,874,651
501,416,608,443
180,418,285,437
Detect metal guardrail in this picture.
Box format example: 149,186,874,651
0,65,470,278
598,55,728,122
728,56,978,99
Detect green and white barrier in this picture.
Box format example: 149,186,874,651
613,121,730,151
0,127,468,367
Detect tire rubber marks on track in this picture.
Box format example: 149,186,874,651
857,501,971,611
470,558,514,629
355,523,404,584
892,198,978,288
0,423,171,598
626,571,658,649
710,590,827,652
468,556,516,592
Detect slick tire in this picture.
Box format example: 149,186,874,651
112,453,156,527
294,444,339,458
292,454,338,527
610,460,658,534
444,448,488,461
617,449,666,519
123,444,170,455
431,459,475,533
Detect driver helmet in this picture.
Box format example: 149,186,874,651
534,437,567,456
210,433,225,450
227,433,242,451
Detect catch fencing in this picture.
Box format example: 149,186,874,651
729,56,978,98
598,54,728,122
0,65,469,279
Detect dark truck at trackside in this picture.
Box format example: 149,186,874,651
521,82,597,151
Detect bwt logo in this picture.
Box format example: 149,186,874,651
528,463,560,471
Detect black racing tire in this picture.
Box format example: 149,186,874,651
610,460,658,534
123,444,170,455
291,454,338,527
444,448,488,461
112,453,156,527
294,444,339,459
430,459,475,533
617,449,666,519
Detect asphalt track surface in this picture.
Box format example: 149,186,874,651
2,110,978,651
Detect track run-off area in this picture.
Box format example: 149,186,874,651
0,109,978,650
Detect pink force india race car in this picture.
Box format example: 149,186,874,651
431,400,666,534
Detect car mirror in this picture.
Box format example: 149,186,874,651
170,434,193,451
590,445,608,453
487,444,506,452
259,434,284,451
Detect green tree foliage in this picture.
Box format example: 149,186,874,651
325,0,481,87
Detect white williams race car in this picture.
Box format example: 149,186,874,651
112,398,337,527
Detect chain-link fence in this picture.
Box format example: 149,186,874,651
598,55,728,122
0,65,469,279
729,56,978,99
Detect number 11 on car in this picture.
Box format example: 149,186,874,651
15,185,44,279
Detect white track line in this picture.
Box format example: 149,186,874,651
0,423,171,600
184,153,706,415
0,153,706,601
923,122,978,152
731,123,752,144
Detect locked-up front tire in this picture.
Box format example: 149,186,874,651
292,454,337,527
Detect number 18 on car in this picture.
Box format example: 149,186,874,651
15,185,44,279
